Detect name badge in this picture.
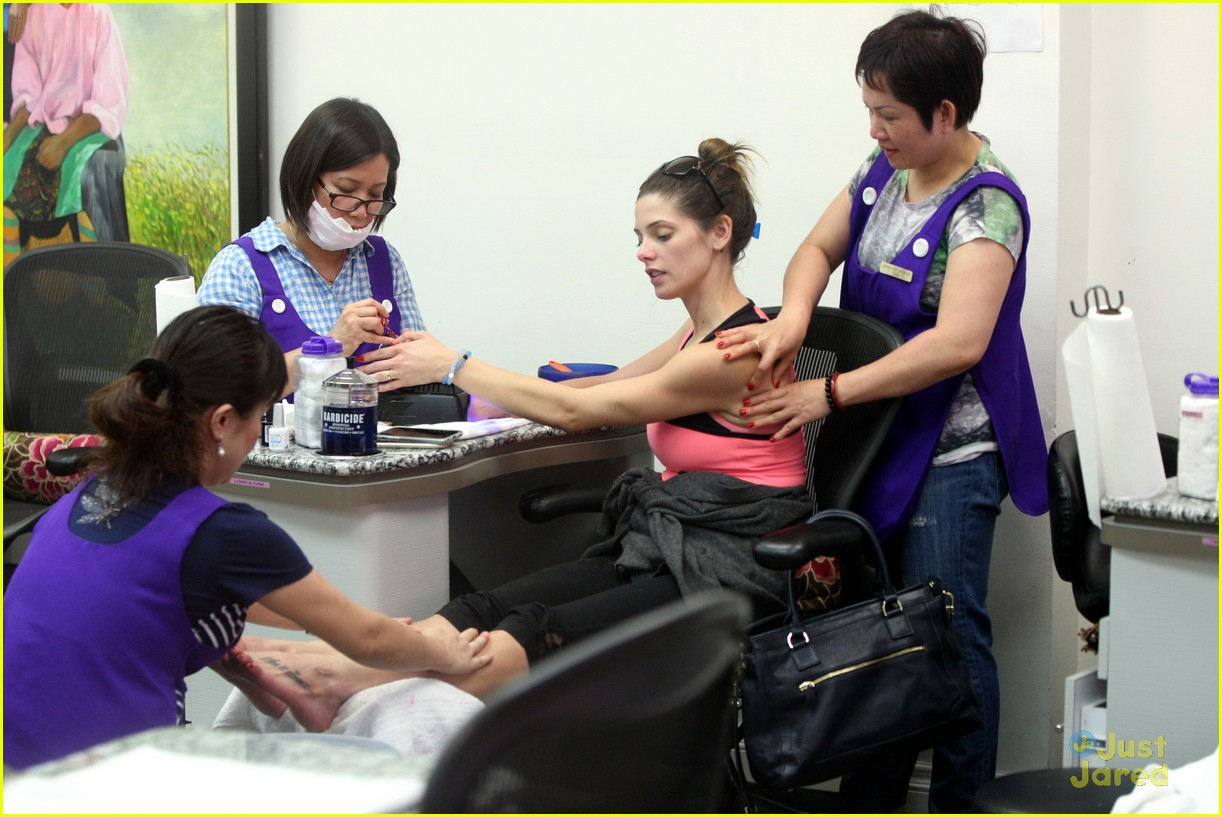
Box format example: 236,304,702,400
879,262,914,283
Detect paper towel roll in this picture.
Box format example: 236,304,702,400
155,275,198,336
1062,306,1165,526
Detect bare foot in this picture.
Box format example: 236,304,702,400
214,651,288,720
226,648,404,732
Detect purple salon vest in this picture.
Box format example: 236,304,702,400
3,482,230,769
841,153,1048,539
235,234,401,358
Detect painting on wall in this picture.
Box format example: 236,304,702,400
2,2,266,280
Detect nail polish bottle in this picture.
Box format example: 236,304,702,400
268,401,291,452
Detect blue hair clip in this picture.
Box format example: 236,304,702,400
752,222,761,239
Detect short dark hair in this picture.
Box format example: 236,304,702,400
88,306,287,502
637,138,759,265
279,97,401,231
856,9,986,130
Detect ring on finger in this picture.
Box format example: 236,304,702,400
752,340,761,353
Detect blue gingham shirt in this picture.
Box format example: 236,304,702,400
197,217,426,339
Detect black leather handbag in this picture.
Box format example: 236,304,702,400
739,510,982,790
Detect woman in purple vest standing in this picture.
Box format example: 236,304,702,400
3,306,489,771
197,98,426,387
719,9,1048,812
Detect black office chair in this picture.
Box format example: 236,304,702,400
969,429,1177,813
1047,429,1178,626
3,242,189,571
418,590,752,813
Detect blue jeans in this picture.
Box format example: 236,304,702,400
840,452,1008,812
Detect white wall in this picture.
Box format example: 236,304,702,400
1082,4,1219,433
265,3,1060,377
263,2,1217,775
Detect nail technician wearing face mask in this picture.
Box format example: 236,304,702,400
198,97,425,391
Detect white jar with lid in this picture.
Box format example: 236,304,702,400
1177,372,1218,502
293,335,346,448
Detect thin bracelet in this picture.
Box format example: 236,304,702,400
442,350,471,386
825,372,846,414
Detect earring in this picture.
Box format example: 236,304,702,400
216,440,226,457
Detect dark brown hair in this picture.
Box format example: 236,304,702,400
637,138,759,265
88,305,287,502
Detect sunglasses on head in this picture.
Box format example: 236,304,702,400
653,155,726,212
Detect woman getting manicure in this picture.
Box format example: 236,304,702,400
213,138,814,727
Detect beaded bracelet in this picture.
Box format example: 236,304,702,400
825,371,846,414
442,350,471,386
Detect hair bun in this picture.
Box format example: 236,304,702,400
129,358,177,401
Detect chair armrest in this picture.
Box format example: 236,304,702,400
752,517,874,571
518,484,606,524
754,516,882,606
4,509,45,547
44,446,95,477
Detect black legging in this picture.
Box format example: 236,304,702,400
437,556,683,662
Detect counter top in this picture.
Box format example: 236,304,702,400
1101,477,1218,527
5,727,429,813
221,421,651,506
243,420,615,477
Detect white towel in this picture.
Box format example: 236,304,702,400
213,677,484,759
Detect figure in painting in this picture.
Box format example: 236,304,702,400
3,2,130,268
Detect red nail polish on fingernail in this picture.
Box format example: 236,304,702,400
747,421,755,429
714,330,722,336
739,409,748,416
769,437,777,444
747,383,755,391
724,353,732,360
355,355,365,362
717,341,725,348
743,398,751,406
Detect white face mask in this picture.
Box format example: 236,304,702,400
305,197,374,251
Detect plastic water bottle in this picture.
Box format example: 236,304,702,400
294,336,346,449
1177,373,1218,502
321,359,379,456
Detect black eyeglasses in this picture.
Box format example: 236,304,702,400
318,179,397,216
657,155,725,212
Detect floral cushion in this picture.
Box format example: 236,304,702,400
794,555,842,613
3,432,103,505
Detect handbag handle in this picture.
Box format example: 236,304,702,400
787,509,900,618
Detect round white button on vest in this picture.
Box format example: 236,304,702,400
862,187,878,206
272,298,286,314
913,238,930,258
382,299,394,314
